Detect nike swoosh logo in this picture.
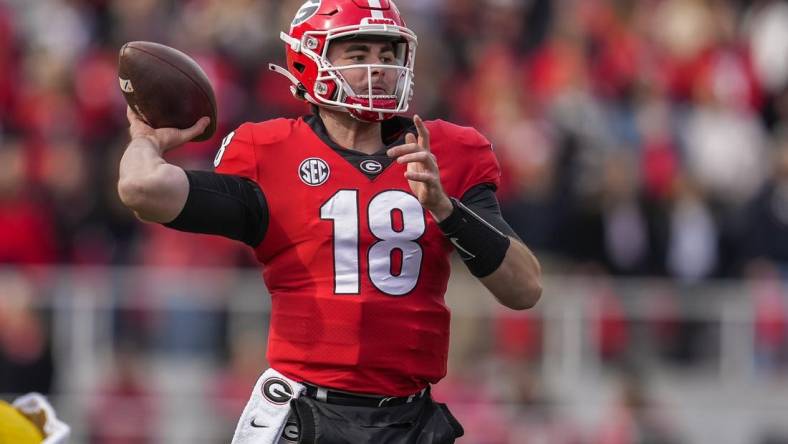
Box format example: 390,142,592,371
250,418,268,428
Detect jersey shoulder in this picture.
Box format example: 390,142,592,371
426,119,501,196
214,118,302,179
426,119,492,151
244,117,299,146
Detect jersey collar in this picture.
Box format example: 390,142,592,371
304,114,415,155
304,114,416,180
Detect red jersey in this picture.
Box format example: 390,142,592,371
214,115,500,396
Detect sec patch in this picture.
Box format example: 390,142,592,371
299,157,330,186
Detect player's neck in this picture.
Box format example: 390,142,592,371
318,108,383,155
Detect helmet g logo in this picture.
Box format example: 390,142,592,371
292,0,321,27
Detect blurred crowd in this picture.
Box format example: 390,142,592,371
0,0,786,280
2,0,788,442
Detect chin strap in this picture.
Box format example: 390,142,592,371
268,63,304,99
268,63,348,114
268,63,394,123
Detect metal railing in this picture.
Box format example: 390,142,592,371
1,265,787,443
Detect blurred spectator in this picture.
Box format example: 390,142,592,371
600,151,650,275
742,135,788,265
137,228,247,356
745,0,788,133
108,0,171,46
594,371,683,444
88,345,157,444
211,330,268,438
176,0,275,63
503,363,583,444
432,354,512,444
745,1,788,96
0,272,53,396
746,260,788,371
0,138,57,265
0,2,18,123
73,48,127,143
586,273,631,365
665,173,718,282
646,284,684,365
17,1,92,63
494,310,543,363
681,73,768,207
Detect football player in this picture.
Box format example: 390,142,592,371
117,0,542,442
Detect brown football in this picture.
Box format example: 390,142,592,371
118,41,217,142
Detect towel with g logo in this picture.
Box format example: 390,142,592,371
231,368,305,444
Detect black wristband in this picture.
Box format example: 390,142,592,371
438,198,511,277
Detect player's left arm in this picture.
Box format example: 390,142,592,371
458,185,542,309
387,116,541,310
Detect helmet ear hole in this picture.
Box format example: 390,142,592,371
293,62,306,73
295,84,308,99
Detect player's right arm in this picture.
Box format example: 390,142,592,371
118,109,268,247
117,107,209,222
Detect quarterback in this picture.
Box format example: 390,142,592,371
117,0,541,442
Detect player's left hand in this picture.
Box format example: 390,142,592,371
387,115,453,221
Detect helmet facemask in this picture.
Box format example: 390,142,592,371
317,35,415,122
273,21,418,122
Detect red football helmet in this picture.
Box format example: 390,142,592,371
269,0,417,122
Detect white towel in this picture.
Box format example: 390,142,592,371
231,368,305,444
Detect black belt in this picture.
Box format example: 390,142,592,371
302,383,429,407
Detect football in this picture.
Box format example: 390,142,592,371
117,41,217,142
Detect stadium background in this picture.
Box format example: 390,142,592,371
2,0,788,442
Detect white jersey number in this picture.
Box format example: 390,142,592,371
320,190,425,296
213,131,235,168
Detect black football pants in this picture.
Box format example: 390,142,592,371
283,394,464,443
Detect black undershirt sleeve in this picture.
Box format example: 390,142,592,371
459,183,520,240
163,170,268,247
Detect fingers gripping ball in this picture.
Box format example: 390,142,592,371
118,41,217,141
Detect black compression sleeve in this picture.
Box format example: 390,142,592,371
438,196,511,278
460,184,519,240
164,171,268,247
